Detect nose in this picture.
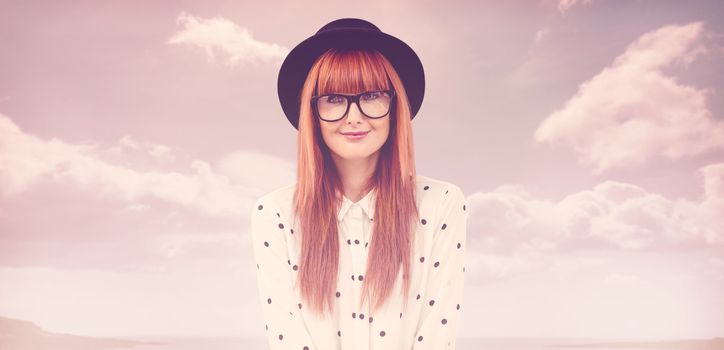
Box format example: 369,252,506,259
345,101,364,123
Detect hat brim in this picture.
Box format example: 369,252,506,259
277,29,425,130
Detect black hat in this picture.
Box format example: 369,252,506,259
277,18,425,130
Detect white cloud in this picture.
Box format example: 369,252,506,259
0,113,294,217
168,12,289,67
471,165,724,250
535,27,550,45
557,0,592,16
464,162,724,280
217,150,295,191
110,135,174,161
534,22,724,173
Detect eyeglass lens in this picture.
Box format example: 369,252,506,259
316,91,392,121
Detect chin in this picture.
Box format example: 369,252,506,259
334,150,372,160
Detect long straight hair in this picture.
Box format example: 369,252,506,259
292,48,419,316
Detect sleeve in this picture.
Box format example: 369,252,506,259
413,185,468,349
250,195,317,350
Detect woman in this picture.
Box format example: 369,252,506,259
251,18,468,350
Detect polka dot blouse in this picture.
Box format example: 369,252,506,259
250,174,468,349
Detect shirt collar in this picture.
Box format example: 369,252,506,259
337,188,376,221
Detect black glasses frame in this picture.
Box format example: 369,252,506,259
311,89,396,122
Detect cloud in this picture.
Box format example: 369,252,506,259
535,27,550,46
168,12,289,67
0,112,295,270
465,161,724,281
557,0,592,16
109,135,174,161
534,22,724,173
0,113,294,216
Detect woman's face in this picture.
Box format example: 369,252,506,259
318,91,391,162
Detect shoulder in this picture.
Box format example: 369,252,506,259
416,174,465,202
415,174,467,224
252,182,296,216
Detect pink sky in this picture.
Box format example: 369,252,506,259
1,0,724,340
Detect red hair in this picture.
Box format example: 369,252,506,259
291,49,419,316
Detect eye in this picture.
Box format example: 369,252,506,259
325,95,346,104
361,92,382,101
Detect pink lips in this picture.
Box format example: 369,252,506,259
341,130,370,140
341,131,369,136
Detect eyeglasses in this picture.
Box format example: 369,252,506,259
311,90,396,122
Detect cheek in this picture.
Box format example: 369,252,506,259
376,120,391,139
319,124,335,144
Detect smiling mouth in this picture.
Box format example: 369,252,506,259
341,131,370,140
341,131,370,136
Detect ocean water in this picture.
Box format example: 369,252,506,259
115,336,695,350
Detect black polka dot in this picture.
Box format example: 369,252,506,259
380,330,386,337
419,256,425,263
304,347,309,350
418,335,424,342
267,298,272,304
416,293,421,300
358,275,364,281
429,299,435,306
352,312,356,318
441,318,448,325
278,223,284,229
365,242,368,248
457,303,460,310
265,324,268,330
360,313,365,319
290,229,294,234
457,242,461,249
441,223,447,230
351,274,355,280
257,205,263,210
347,239,351,245
263,241,269,247
369,316,373,323
463,266,466,272
336,291,341,298
424,185,430,190
399,312,402,318
278,334,283,340
421,218,427,225
292,265,298,271
446,189,449,194
337,330,341,336
463,204,466,211
256,264,259,269
354,239,359,244
298,303,302,309
287,259,290,265
434,261,440,268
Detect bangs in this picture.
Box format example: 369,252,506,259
315,49,391,95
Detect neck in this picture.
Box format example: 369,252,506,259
331,151,379,203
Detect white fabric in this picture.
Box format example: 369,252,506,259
251,174,468,350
